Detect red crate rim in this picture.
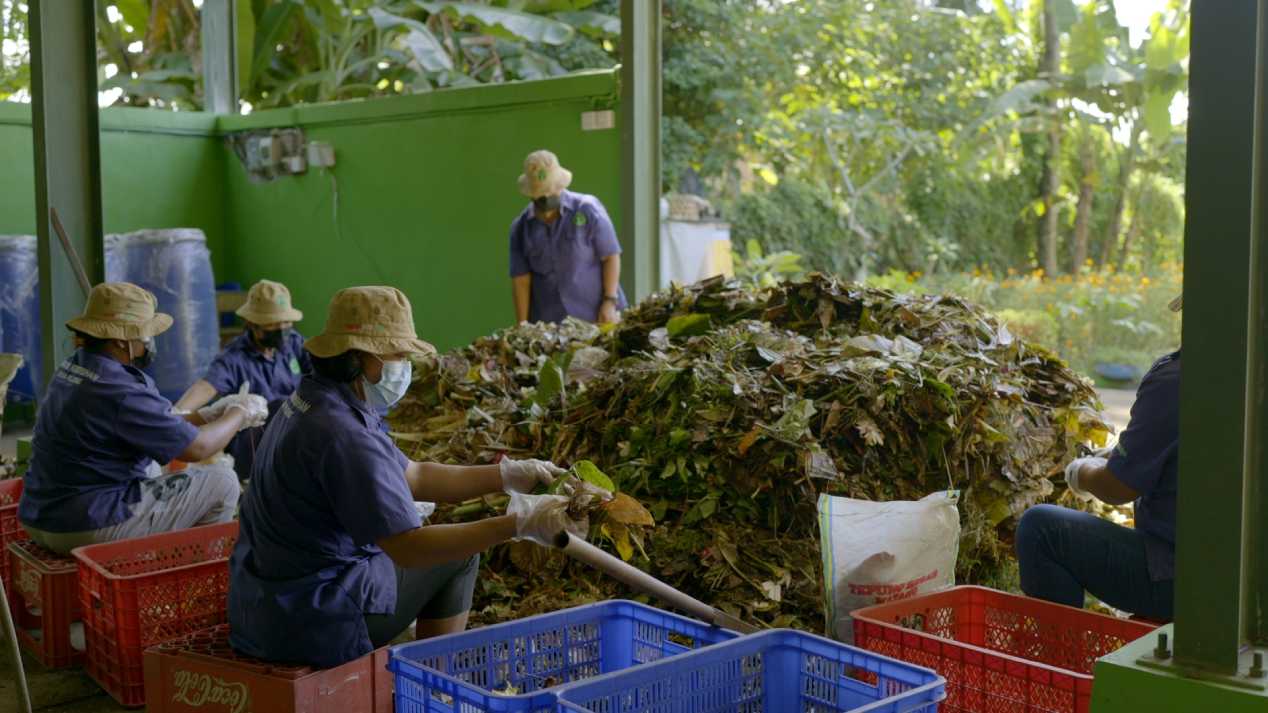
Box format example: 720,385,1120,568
70,520,238,582
851,585,1157,681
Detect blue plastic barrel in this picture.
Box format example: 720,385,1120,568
105,229,219,402
0,235,43,403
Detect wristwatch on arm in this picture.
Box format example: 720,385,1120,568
601,295,618,305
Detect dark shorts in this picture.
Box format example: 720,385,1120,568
363,554,480,648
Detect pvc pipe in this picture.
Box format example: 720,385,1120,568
0,574,34,713
554,532,759,634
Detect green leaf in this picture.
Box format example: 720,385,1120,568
987,79,1051,118
666,313,711,338
1142,89,1174,140
554,11,619,38
114,0,149,32
235,0,256,93
418,1,575,45
572,460,615,493
534,358,565,407
251,1,300,89
369,7,454,72
1083,63,1135,87
991,0,1016,35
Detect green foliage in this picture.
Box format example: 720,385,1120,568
731,239,804,289
731,178,856,277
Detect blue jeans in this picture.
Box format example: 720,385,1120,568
1015,504,1173,620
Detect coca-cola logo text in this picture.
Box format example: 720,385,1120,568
171,670,250,713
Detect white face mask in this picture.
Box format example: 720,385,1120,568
362,355,411,410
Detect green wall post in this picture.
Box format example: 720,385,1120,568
620,0,661,301
201,0,238,115
29,0,105,387
1248,0,1268,648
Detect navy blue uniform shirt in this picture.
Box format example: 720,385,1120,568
202,330,310,479
228,374,421,667
508,189,628,323
19,349,199,533
1107,351,1180,581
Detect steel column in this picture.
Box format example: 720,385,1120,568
1247,0,1268,649
201,0,239,114
1174,0,1259,674
30,0,104,390
619,0,661,300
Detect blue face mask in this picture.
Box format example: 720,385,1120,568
362,355,412,410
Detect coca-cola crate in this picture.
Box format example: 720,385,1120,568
143,624,394,713
73,521,238,707
8,539,86,669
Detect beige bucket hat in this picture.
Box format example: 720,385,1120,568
66,282,173,341
305,286,436,358
237,279,304,324
518,149,573,198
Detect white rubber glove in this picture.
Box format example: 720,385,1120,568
197,383,250,423
1064,456,1105,501
507,492,588,546
499,457,567,494
223,394,269,431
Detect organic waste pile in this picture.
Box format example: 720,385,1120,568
390,274,1109,631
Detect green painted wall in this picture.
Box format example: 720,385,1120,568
0,103,228,276
219,70,621,351
0,69,621,353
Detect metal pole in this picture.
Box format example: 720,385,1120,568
30,0,105,390
200,0,239,114
1246,0,1268,649
1174,0,1258,674
619,0,662,301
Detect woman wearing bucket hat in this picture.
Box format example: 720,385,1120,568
509,149,628,325
1015,294,1182,621
174,279,312,481
17,282,270,555
228,286,588,667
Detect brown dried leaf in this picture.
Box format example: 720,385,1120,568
602,492,655,527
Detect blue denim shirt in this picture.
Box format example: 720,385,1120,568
509,190,628,323
1108,351,1180,581
228,374,421,667
202,330,311,480
19,349,199,533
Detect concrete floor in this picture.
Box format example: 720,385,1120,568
0,388,1138,712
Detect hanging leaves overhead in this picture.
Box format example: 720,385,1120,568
391,274,1109,631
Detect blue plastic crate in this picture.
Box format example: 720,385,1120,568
555,629,946,713
389,600,739,713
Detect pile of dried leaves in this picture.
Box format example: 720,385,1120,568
390,274,1109,631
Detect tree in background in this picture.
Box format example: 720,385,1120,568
0,0,1188,278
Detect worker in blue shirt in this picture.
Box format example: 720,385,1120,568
1015,296,1182,621
229,286,589,667
18,282,268,555
509,149,628,325
174,279,311,481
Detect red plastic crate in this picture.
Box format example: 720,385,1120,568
8,539,86,668
852,586,1157,713
143,624,394,713
0,477,31,599
73,521,239,707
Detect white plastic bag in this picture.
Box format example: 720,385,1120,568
818,491,960,643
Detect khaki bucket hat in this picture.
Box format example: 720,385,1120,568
236,279,304,324
517,149,573,198
304,286,436,358
66,282,173,341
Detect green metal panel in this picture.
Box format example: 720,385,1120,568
220,72,621,352
0,102,230,279
1091,625,1268,713
29,0,105,387
1248,0,1268,648
201,0,239,115
620,0,661,301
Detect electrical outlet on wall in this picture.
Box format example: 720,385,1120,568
307,141,336,168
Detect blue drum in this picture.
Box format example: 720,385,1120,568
0,235,42,403
105,229,219,403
